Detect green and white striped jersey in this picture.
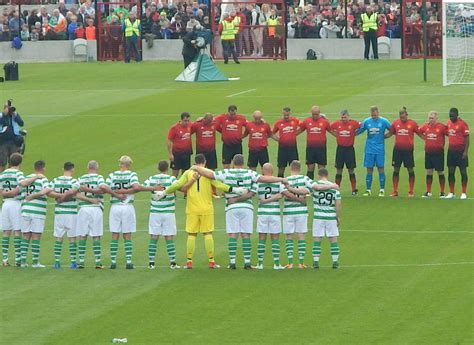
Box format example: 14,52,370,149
144,174,177,213
312,180,341,220
78,173,106,208
0,168,25,201
214,168,259,212
283,174,312,216
49,176,80,215
256,182,285,216
21,174,49,219
106,170,139,205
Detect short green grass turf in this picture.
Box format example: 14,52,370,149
0,60,472,345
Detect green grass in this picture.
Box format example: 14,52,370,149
0,60,473,345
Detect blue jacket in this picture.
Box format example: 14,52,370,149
0,111,24,136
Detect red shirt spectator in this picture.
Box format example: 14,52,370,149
191,118,217,153
244,121,272,152
330,119,360,147
299,115,331,148
215,112,247,145
390,119,419,150
168,121,192,154
75,26,86,39
418,122,446,153
273,116,300,147
447,118,470,152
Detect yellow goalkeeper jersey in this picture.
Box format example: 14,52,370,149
166,169,230,216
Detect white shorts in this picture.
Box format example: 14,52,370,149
54,214,78,238
283,215,308,234
77,207,103,237
225,208,253,234
21,216,45,233
1,200,21,231
312,219,339,238
257,215,281,234
109,204,136,234
149,213,177,236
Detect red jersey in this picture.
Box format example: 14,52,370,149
191,121,217,152
244,121,272,151
330,120,360,147
272,117,300,147
214,114,247,145
300,116,331,147
390,119,419,150
418,122,446,153
447,118,470,152
167,122,192,154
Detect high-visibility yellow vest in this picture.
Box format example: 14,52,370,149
125,18,140,37
267,16,278,36
232,16,240,34
361,12,378,32
221,20,235,40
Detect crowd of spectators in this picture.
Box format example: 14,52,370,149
1,0,403,43
0,1,97,41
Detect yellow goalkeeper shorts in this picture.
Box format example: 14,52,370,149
186,214,214,233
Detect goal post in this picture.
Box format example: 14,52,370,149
442,0,474,85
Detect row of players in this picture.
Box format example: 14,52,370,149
1,153,340,270
167,105,469,198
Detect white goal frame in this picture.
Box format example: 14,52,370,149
442,0,474,85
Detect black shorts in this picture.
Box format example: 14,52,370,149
197,150,217,170
447,150,469,168
335,146,356,169
392,149,414,168
278,146,298,168
425,151,444,171
171,151,191,171
306,146,327,166
222,143,243,165
248,148,269,168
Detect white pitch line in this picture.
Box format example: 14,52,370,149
225,88,257,98
37,262,474,269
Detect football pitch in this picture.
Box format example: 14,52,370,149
0,60,473,344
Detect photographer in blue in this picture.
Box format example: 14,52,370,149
0,101,25,172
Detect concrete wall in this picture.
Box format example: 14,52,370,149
142,39,183,61
287,38,402,60
0,40,97,63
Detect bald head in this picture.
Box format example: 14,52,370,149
253,110,263,123
262,162,273,175
311,106,321,119
88,160,99,172
203,112,213,125
290,160,301,174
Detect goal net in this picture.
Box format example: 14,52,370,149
442,0,474,85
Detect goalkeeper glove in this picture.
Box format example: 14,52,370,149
152,191,167,201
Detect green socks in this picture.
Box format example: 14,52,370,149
14,236,21,263
257,239,266,265
20,238,29,264
242,238,251,264
330,242,340,262
271,240,280,266
31,239,40,265
69,242,77,264
166,239,176,263
2,236,9,262
78,239,87,264
312,241,321,262
54,241,62,264
228,237,237,264
110,239,118,264
285,239,294,264
93,240,101,265
124,240,132,264
148,239,158,262
298,240,306,264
